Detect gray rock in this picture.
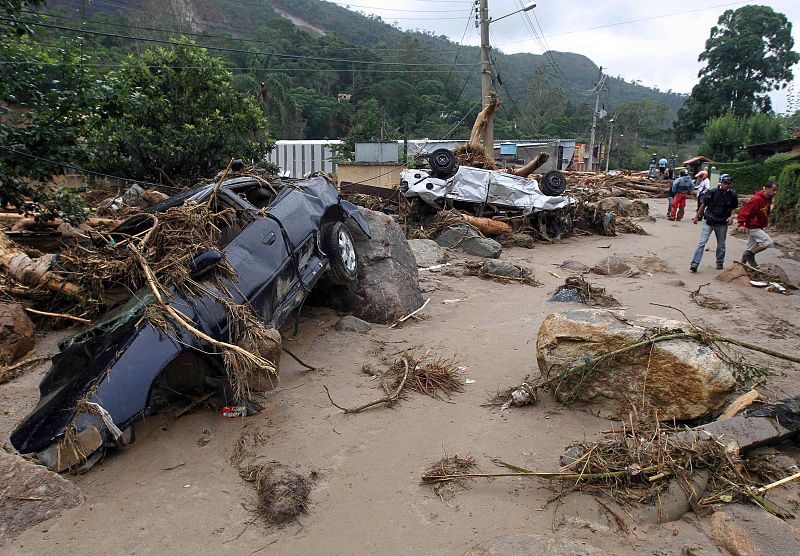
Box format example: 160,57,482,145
536,309,736,420
501,233,535,249
465,533,606,556
407,239,447,267
665,279,686,287
676,414,795,453
638,470,709,523
0,302,35,365
482,259,524,278
316,208,424,325
335,315,373,333
0,451,82,546
435,225,502,258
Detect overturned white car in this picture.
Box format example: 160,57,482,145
401,166,575,239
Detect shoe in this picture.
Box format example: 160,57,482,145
741,251,751,264
668,217,675,221
716,263,724,270
690,265,697,273
748,252,759,267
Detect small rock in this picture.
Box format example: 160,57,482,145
0,302,35,365
559,444,587,468
638,470,709,523
636,255,675,274
482,259,524,279
141,190,169,206
561,260,589,273
407,239,447,267
710,504,800,556
665,279,686,287
590,256,631,276
335,315,373,333
121,184,146,207
435,225,502,258
499,233,535,249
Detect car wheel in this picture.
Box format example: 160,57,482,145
323,221,359,284
541,170,567,196
428,148,456,178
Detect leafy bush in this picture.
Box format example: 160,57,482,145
715,155,800,194
773,162,800,231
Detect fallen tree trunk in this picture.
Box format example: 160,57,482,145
507,151,549,177
462,214,512,237
0,232,85,300
9,216,118,232
468,91,501,146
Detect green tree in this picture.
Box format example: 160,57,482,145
522,64,567,136
1,0,44,34
675,5,799,141
89,41,272,184
0,33,97,223
698,112,785,161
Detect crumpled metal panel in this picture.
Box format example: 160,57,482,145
402,167,573,214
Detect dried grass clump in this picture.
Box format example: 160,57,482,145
250,464,312,524
454,143,495,170
405,210,466,240
463,260,541,286
422,455,478,500
615,216,647,235
690,283,730,310
391,352,464,399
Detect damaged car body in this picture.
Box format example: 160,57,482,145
401,166,576,240
10,175,369,472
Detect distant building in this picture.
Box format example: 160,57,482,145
744,133,800,159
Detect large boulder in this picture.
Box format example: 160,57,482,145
0,303,35,365
536,309,736,420
407,239,447,267
435,225,502,258
590,256,631,276
314,208,424,324
0,451,82,546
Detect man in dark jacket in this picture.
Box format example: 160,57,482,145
690,174,738,272
669,169,693,221
738,182,778,267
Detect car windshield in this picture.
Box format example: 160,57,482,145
59,291,154,350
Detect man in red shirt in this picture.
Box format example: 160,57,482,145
738,182,778,267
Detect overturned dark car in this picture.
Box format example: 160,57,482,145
11,174,369,471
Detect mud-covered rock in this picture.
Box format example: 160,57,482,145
710,504,800,556
465,533,605,556
596,197,649,218
536,309,736,420
335,315,372,333
590,256,631,276
407,239,447,267
636,256,675,274
0,451,82,546
0,303,35,365
482,259,525,279
315,208,423,324
498,233,535,249
560,260,589,273
435,225,502,258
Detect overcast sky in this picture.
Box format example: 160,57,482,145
329,0,800,112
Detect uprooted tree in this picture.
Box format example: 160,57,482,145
454,92,501,170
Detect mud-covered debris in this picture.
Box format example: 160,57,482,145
421,455,478,500
251,464,312,524
590,256,632,276
0,302,35,365
464,259,540,286
550,276,620,307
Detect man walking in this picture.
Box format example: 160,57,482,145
690,174,738,272
669,169,693,221
658,156,668,179
738,182,778,267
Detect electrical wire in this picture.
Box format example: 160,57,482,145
1,16,475,67
0,61,471,73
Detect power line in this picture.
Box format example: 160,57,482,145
1,16,476,67
0,61,471,73
325,2,468,13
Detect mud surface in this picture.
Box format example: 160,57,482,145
1,199,799,554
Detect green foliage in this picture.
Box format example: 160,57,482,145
0,34,98,223
773,162,800,231
764,152,799,165
1,0,45,34
699,112,787,161
87,41,272,185
675,5,799,141
715,155,800,194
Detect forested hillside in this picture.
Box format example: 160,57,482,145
32,0,684,144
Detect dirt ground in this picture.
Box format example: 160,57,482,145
2,198,799,555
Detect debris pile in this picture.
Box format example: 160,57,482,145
550,276,620,307
464,259,540,285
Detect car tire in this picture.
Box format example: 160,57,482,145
322,221,359,284
541,170,567,196
428,148,456,178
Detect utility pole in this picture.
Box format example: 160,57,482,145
479,0,493,160
588,66,604,172
605,117,616,173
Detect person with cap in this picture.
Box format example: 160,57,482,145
694,170,710,211
737,181,778,267
690,174,738,272
669,169,694,221
668,154,677,180
658,156,668,180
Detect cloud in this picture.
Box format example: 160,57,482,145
333,0,800,112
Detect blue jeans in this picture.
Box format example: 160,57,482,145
691,223,727,267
